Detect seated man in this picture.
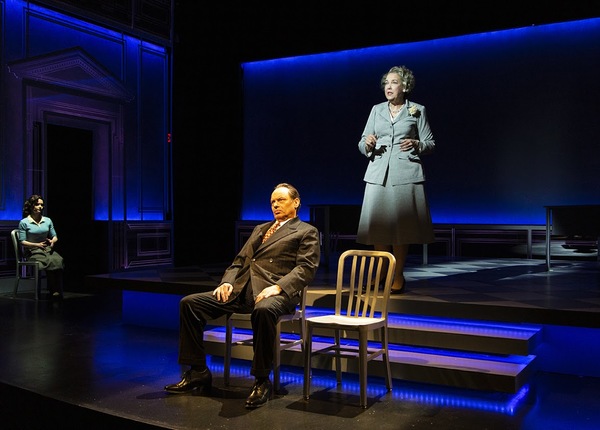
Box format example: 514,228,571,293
165,182,320,408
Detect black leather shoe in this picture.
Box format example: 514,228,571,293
245,378,272,408
164,368,212,394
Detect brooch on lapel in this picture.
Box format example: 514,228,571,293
408,105,420,117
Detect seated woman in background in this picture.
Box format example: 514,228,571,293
18,194,65,299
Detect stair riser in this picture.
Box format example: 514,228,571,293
204,339,534,393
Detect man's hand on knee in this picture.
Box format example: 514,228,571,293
255,285,282,304
213,283,233,303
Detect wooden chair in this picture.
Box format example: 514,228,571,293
223,290,306,393
11,229,44,300
303,249,396,408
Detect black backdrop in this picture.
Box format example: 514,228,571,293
172,3,600,265
239,19,600,224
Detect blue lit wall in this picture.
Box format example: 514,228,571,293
241,18,600,224
0,0,170,222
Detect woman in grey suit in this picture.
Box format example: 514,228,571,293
357,65,435,294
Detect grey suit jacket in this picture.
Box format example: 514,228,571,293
357,100,435,186
220,217,320,305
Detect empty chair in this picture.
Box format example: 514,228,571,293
303,249,396,408
224,290,306,393
11,229,44,300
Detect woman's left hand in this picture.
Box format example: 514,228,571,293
400,139,419,151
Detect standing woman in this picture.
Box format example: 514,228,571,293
18,194,65,298
357,65,435,294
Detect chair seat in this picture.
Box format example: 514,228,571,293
229,309,301,323
224,291,306,393
307,315,385,327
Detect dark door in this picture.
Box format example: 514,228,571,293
46,123,100,290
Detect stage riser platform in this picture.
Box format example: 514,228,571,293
109,283,543,394
203,317,537,394
83,257,600,394
203,337,533,394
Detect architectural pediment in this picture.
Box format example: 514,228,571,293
7,47,133,101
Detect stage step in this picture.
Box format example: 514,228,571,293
203,311,541,394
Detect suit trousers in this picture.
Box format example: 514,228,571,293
177,285,297,378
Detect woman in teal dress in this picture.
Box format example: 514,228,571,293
17,194,65,298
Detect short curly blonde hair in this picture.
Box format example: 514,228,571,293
380,66,415,94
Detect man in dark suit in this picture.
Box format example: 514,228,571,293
165,183,320,408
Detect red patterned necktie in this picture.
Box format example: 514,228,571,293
262,221,280,243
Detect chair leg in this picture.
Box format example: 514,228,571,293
224,317,233,386
359,331,368,408
273,322,282,392
13,265,39,299
13,277,20,299
34,266,40,301
303,324,313,400
382,327,393,391
334,329,342,384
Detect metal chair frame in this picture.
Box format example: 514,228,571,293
224,290,306,393
303,249,396,408
11,229,44,300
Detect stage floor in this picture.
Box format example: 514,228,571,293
2,256,600,429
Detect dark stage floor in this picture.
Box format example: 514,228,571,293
1,256,600,429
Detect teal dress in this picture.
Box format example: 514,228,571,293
18,216,64,270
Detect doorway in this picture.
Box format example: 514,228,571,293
46,124,104,290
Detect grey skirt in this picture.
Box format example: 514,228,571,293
26,247,65,271
356,181,434,245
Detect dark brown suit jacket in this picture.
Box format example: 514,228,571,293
220,217,320,305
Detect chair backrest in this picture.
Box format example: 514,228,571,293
11,229,23,262
276,288,306,358
334,249,396,319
